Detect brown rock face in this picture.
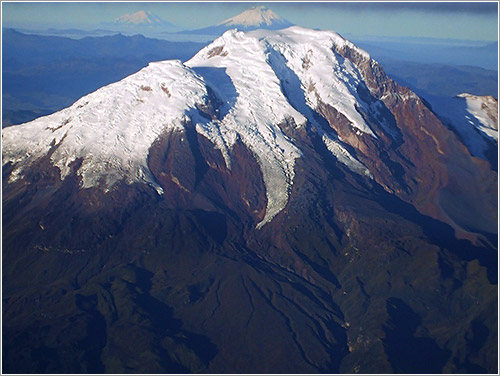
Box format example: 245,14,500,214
318,43,498,241
147,122,267,225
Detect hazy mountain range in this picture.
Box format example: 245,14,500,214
2,29,205,126
5,7,497,71
353,38,498,71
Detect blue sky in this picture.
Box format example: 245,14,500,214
2,2,498,41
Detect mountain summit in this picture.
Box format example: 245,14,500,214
182,5,293,35
218,5,292,28
114,10,163,25
105,10,179,32
2,26,497,374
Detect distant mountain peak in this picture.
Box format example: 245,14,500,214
108,9,180,32
114,10,163,25
182,5,293,35
218,5,288,27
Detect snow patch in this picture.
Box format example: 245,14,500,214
457,93,498,140
321,133,373,178
424,93,497,158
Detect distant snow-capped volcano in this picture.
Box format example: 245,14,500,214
218,5,291,28
114,10,163,25
105,10,179,32
182,6,293,35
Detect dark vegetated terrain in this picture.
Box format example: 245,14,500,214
3,114,497,373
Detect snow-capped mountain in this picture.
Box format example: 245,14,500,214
182,6,293,35
218,5,293,29
102,10,179,32
3,27,374,228
2,26,496,230
114,10,163,25
426,93,498,159
2,26,497,374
